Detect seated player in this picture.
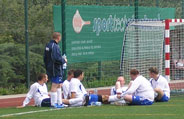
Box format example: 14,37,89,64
62,70,103,107
123,69,154,105
110,76,127,96
17,73,51,108
62,69,87,106
62,69,74,99
109,69,154,105
109,76,128,105
149,67,170,102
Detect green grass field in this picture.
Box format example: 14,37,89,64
0,95,184,119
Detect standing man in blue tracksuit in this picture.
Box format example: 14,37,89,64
44,32,67,108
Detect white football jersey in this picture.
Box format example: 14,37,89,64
62,80,70,99
150,75,170,98
23,82,49,107
124,75,154,101
69,78,87,99
110,86,128,95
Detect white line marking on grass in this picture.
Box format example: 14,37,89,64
0,108,58,118
0,106,83,118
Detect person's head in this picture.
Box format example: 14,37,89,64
74,69,84,81
52,32,61,43
67,69,74,81
130,69,139,80
149,67,159,79
116,76,125,87
37,73,48,83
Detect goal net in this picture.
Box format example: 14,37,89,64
120,19,184,86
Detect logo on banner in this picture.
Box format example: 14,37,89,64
72,10,91,33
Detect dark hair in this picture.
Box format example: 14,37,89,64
149,67,159,74
74,69,83,78
52,32,61,40
68,69,74,76
37,73,47,81
130,69,139,75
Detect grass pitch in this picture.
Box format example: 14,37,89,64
0,95,184,119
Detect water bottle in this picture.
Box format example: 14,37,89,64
62,54,67,69
95,102,102,106
90,102,102,106
90,102,95,106
94,89,98,94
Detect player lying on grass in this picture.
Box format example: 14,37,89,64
149,67,170,102
108,69,154,105
17,73,51,108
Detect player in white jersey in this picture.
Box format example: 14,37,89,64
110,76,128,96
62,70,74,99
149,67,170,102
108,69,154,105
17,74,51,108
62,70,87,106
122,69,154,105
62,70,104,106
109,76,128,105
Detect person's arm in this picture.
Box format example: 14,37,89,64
17,84,37,108
51,44,66,65
127,81,133,91
124,79,140,95
62,82,69,99
69,80,78,99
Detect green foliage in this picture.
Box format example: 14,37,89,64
13,84,28,94
0,0,60,95
0,84,28,95
0,87,13,95
0,42,45,91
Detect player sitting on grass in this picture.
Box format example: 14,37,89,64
62,69,74,99
110,76,127,96
149,67,170,102
122,69,154,105
109,76,128,105
62,69,104,107
17,73,51,108
108,69,154,105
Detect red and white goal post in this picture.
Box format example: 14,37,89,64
120,19,184,84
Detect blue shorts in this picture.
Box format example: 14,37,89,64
156,94,169,102
41,98,51,107
51,76,63,84
131,96,153,105
88,94,100,105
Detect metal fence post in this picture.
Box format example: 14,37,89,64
134,0,138,20
182,0,184,18
24,0,30,88
156,0,159,7
61,0,67,80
